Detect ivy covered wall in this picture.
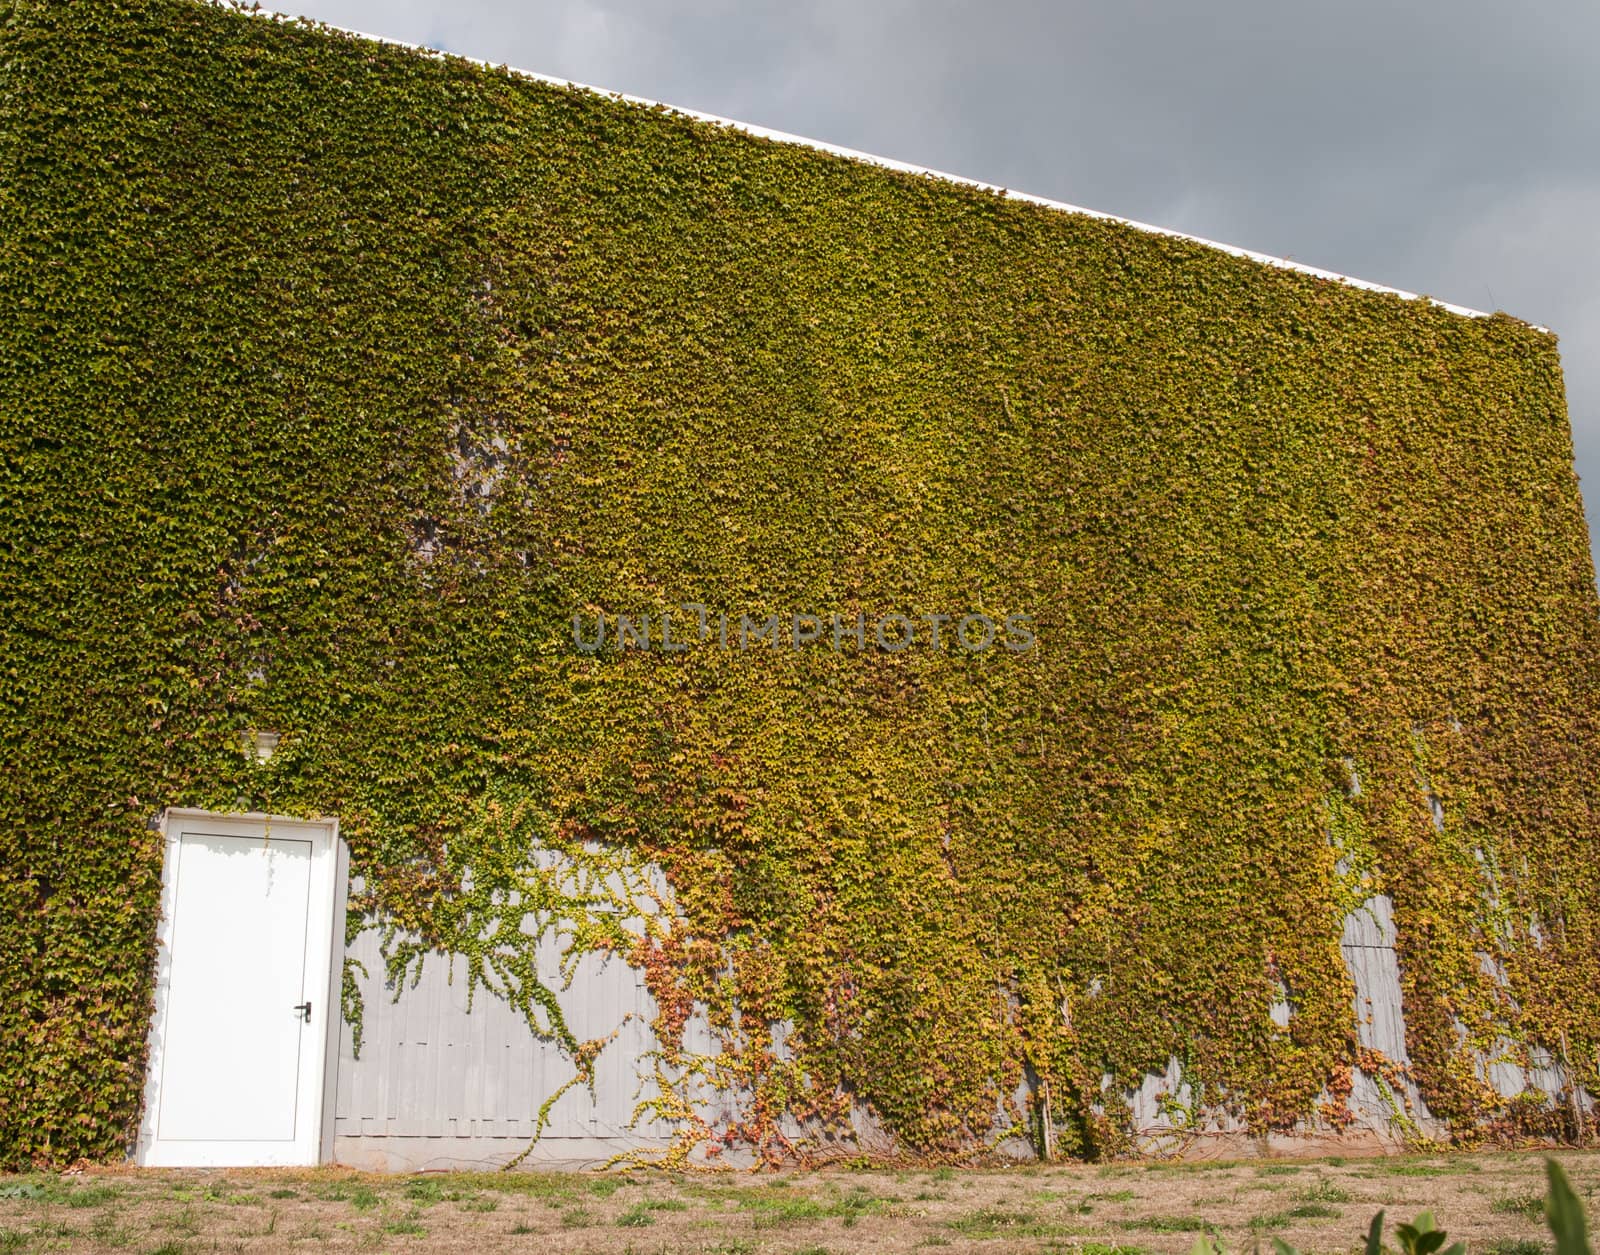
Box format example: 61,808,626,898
3,0,1599,1169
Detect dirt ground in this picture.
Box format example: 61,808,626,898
0,1148,1594,1254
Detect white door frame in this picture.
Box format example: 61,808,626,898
137,808,345,1167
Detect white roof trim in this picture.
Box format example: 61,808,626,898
242,5,1509,324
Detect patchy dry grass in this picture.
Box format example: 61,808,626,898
0,1149,1593,1252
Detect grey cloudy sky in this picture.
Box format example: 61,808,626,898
271,0,1600,573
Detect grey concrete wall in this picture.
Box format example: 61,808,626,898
329,885,1584,1168
331,929,680,1171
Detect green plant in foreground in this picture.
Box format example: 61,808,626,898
1545,1159,1590,1255
1392,1210,1466,1255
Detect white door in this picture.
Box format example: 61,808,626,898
140,811,339,1166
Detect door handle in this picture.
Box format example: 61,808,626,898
293,1001,312,1023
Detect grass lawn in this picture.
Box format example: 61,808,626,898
0,1148,1593,1253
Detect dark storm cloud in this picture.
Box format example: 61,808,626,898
271,0,1600,569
